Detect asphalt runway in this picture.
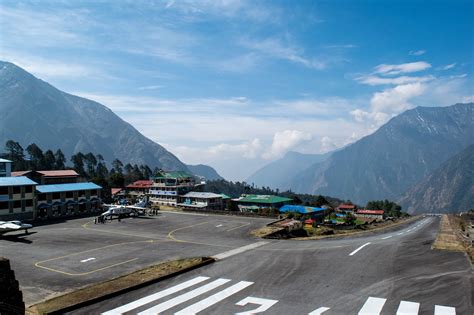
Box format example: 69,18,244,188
69,216,472,315
0,211,273,305
1,213,471,314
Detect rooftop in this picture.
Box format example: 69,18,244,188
153,171,194,180
0,176,38,187
0,158,12,163
356,209,384,215
36,182,102,193
182,191,223,199
279,205,326,214
11,170,79,177
233,194,293,204
126,180,153,188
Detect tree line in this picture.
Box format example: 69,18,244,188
1,140,161,201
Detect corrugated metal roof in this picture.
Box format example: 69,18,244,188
11,171,30,176
279,205,326,214
0,176,38,186
0,158,12,163
126,180,153,188
234,194,292,204
38,170,79,177
36,182,102,193
356,209,384,215
153,171,194,180
182,191,223,199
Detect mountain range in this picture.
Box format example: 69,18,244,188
398,144,474,214
248,103,473,209
0,61,222,180
246,151,331,190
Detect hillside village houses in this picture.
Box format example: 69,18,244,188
0,158,387,227
0,159,103,221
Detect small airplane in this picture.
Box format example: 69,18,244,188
101,198,149,219
0,220,33,235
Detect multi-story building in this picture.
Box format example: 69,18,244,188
0,176,37,221
232,194,293,212
12,170,79,184
177,192,224,210
0,159,12,177
148,171,198,206
35,182,102,219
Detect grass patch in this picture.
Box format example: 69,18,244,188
27,257,214,315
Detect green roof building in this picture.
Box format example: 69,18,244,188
232,194,293,212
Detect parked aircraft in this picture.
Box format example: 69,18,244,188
101,198,149,219
0,220,33,235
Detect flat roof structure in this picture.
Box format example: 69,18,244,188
0,176,38,186
153,171,194,180
36,182,101,193
12,170,79,177
279,205,326,214
233,194,292,204
356,209,384,215
182,192,223,199
126,180,153,189
0,158,12,163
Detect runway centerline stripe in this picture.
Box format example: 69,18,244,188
358,297,386,315
137,278,231,315
174,281,253,315
397,232,404,235
434,305,456,315
381,235,392,240
101,276,210,315
349,242,371,256
213,241,268,260
308,306,331,314
80,257,96,263
396,300,420,315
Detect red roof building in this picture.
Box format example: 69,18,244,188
337,204,357,212
126,180,153,195
11,170,79,184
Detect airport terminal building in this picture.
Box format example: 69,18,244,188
148,171,201,206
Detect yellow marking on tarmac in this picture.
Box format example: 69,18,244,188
226,222,251,232
81,221,168,240
34,240,157,276
167,221,230,248
35,258,138,276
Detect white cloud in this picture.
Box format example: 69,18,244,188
356,75,435,86
374,62,431,76
138,85,164,90
462,95,474,103
370,82,426,113
240,37,326,70
441,63,457,70
409,50,426,56
263,130,312,159
209,139,263,159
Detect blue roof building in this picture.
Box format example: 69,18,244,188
36,182,101,193
279,205,326,214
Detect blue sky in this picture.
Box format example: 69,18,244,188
1,0,473,180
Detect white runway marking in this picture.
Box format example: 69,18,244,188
101,276,210,315
80,257,96,263
358,297,386,315
308,306,331,314
138,278,231,314
235,296,278,315
213,241,268,260
175,281,253,314
381,235,393,240
396,300,420,314
216,224,223,227
434,305,456,315
397,232,404,235
349,242,371,256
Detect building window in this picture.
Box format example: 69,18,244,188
13,186,21,194
25,199,33,207
66,191,73,198
38,194,47,201
0,201,8,210
13,200,21,209
0,163,5,172
52,192,60,200
24,185,33,193
0,186,8,195
21,200,25,212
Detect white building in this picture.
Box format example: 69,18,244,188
0,159,12,177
